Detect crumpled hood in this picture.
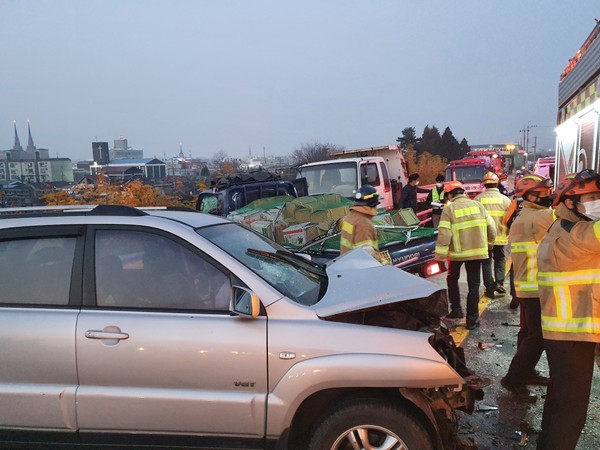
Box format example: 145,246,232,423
314,248,447,318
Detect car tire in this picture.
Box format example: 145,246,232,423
307,398,433,450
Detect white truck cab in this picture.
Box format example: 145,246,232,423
297,145,409,211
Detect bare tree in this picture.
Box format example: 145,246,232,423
212,150,228,167
291,141,344,165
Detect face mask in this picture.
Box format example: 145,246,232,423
537,196,552,208
581,198,600,221
436,183,443,188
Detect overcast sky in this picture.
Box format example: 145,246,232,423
1,1,598,162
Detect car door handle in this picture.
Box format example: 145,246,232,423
85,330,130,340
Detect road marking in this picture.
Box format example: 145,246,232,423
447,294,492,346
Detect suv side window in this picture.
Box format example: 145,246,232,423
0,236,76,305
94,230,231,311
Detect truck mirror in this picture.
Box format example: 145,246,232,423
292,178,309,197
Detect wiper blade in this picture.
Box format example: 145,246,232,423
247,248,326,277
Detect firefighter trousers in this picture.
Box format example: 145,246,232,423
481,244,506,293
447,259,482,323
505,297,544,384
537,339,596,450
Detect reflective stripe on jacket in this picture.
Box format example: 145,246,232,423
435,194,497,261
509,201,555,298
475,188,511,245
340,206,378,254
537,203,600,343
432,188,444,203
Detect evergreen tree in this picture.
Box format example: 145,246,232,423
459,138,471,157
396,127,420,148
417,125,442,156
441,127,462,161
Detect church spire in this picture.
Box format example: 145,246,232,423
13,121,23,152
26,120,36,152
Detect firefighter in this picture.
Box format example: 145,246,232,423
340,184,379,255
500,174,554,403
536,169,600,450
435,181,497,329
426,174,446,227
475,172,512,298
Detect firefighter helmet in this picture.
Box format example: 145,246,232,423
515,174,553,198
482,172,500,185
552,169,600,207
353,184,380,207
443,180,464,194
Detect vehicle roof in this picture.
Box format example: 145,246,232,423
0,205,230,229
199,179,294,194
300,157,383,167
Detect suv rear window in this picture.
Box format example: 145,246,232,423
0,237,76,305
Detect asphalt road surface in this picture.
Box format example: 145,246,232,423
427,269,600,449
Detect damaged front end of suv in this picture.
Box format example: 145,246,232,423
314,250,486,448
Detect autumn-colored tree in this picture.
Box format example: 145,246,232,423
196,180,208,193
414,152,447,184
43,190,81,205
42,171,183,207
119,180,182,206
403,147,447,185
218,162,238,177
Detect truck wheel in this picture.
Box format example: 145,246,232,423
307,398,433,450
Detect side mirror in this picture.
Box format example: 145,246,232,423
232,286,261,317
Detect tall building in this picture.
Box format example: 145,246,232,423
92,142,110,165
0,122,72,183
110,135,143,160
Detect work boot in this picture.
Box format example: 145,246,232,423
446,308,464,319
501,377,537,403
509,297,520,309
466,319,480,330
522,371,551,386
484,290,495,299
496,284,507,294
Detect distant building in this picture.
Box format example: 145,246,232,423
92,141,110,165
0,158,73,183
90,158,167,180
0,181,36,207
0,122,73,182
0,121,49,160
110,136,143,160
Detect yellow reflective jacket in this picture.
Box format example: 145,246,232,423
509,201,555,298
474,188,511,245
537,203,600,343
340,206,378,254
435,194,497,261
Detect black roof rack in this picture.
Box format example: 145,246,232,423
0,204,150,218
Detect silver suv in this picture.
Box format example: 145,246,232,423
0,205,478,449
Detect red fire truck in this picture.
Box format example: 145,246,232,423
444,149,505,198
444,157,488,198
555,21,600,182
